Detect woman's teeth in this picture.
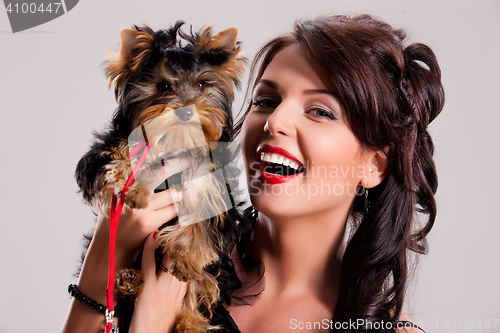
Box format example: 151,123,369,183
260,152,301,170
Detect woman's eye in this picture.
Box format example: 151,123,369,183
156,82,171,92
307,107,336,120
252,98,279,110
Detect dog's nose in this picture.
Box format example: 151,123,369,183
175,107,193,121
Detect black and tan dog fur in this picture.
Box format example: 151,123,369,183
75,22,246,332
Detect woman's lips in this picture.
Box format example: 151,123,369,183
255,144,304,185
256,144,303,166
258,162,301,184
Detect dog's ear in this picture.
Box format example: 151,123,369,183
198,27,247,89
206,27,238,52
106,26,154,100
118,28,142,57
216,28,247,89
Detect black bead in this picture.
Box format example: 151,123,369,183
68,284,106,314
68,284,76,295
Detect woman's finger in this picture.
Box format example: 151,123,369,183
161,156,196,179
157,249,172,284
148,188,182,211
141,231,159,284
153,202,181,226
157,250,184,293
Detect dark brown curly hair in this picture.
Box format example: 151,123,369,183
235,14,445,332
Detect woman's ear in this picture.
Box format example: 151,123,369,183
360,146,392,189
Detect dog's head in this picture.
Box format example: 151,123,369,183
106,22,246,147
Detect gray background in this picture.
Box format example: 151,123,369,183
1,0,499,332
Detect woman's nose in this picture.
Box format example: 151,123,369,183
263,102,297,137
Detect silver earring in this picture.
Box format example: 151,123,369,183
364,187,369,215
355,184,365,196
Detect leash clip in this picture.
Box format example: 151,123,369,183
105,309,119,333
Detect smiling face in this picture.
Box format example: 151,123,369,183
240,45,377,221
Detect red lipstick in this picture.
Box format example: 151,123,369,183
256,144,303,166
258,163,301,184
255,144,303,184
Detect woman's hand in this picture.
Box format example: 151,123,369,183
110,187,183,266
61,157,192,333
129,231,188,333
102,156,194,267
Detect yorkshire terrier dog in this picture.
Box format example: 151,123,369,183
75,21,246,332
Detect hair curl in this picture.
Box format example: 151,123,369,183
235,14,444,332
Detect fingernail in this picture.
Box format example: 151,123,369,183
153,231,159,240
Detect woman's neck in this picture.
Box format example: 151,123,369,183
248,206,348,306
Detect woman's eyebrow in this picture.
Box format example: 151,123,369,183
256,79,279,90
303,89,337,99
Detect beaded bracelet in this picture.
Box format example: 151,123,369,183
68,284,106,314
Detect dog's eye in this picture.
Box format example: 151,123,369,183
197,81,209,90
156,82,171,92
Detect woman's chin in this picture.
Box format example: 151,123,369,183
250,190,305,221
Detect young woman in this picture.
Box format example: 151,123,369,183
62,15,444,333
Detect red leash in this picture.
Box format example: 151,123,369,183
105,139,151,333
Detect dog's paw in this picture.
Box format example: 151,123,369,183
170,257,204,282
104,159,131,195
124,185,151,209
